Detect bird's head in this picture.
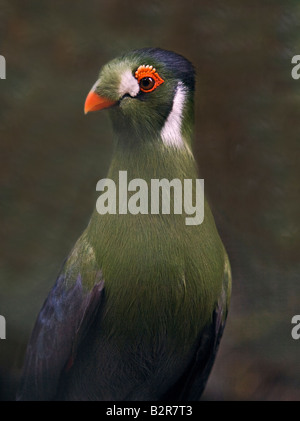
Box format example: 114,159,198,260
85,48,195,148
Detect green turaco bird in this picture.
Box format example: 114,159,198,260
17,48,231,401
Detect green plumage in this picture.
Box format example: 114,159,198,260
18,48,231,401
71,145,225,347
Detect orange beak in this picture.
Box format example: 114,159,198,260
84,90,117,114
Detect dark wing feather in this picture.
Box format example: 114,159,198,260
17,266,104,401
162,254,231,401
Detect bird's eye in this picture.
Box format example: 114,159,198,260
135,65,164,93
139,77,155,92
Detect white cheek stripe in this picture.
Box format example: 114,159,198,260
161,82,186,148
118,70,140,98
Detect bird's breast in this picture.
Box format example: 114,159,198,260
89,212,216,348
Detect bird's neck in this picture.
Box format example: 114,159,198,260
107,140,198,184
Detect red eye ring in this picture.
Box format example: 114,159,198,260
135,65,164,93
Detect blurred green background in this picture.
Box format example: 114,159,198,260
0,0,300,401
